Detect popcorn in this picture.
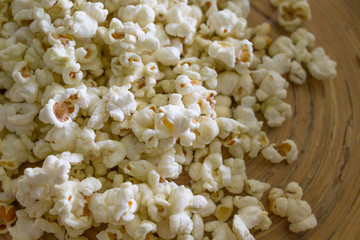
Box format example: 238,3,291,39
289,60,307,84
30,3,52,34
291,28,316,49
268,36,295,58
96,140,127,168
0,167,18,202
45,122,81,152
220,71,253,103
157,219,176,240
260,96,292,127
193,116,219,148
42,0,73,19
118,4,155,27
119,134,145,161
124,160,157,182
65,11,99,39
174,57,201,78
261,139,299,164
50,178,96,237
157,153,182,179
216,117,247,139
248,131,270,158
34,217,65,239
75,44,98,65
223,157,247,194
109,52,144,87
147,194,171,222
75,127,98,156
69,162,94,181
208,40,236,68
6,77,38,104
165,2,197,39
210,190,224,203
190,138,247,194
208,222,237,240
0,0,329,237
191,213,204,240
0,203,17,233
154,47,181,66
215,196,233,222
132,103,200,149
177,234,195,240
268,182,317,233
71,1,108,36
12,61,35,84
0,42,28,75
0,134,31,170
252,69,289,102
232,214,255,240
293,41,312,64
25,41,47,70
307,47,337,81
224,133,249,159
244,179,271,200
233,96,262,135
89,182,138,225
233,196,271,231
176,75,217,118
16,152,82,218
4,103,38,135
130,106,156,143
8,210,44,240
11,0,34,26
43,43,77,74
105,86,137,122
206,9,247,38
0,72,14,91
214,95,232,118
258,54,291,75
197,193,216,217
275,0,312,32
200,66,218,89
168,187,194,235
96,227,123,240
189,141,221,192
98,19,159,56
125,215,157,240
78,177,102,196
227,0,251,18
233,39,254,73
87,98,109,130
252,23,272,50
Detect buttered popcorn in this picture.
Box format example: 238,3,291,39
0,0,335,238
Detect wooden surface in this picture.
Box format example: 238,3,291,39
3,0,360,239
246,0,360,239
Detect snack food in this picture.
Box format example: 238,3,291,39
0,0,337,239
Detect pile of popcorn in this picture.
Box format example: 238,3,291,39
0,0,337,239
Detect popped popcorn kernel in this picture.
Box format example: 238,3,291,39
0,203,17,233
268,182,317,233
272,0,312,32
262,139,298,164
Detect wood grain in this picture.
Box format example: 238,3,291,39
2,0,360,239
247,0,360,239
